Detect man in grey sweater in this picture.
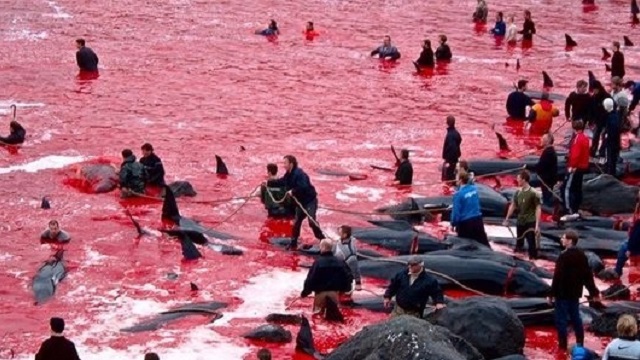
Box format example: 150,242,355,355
333,225,362,293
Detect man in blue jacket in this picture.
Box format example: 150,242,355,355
267,155,325,250
451,172,490,247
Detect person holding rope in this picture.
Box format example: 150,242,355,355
442,115,462,182
333,225,362,296
267,155,325,250
503,170,541,259
119,149,145,198
383,255,446,318
535,133,558,208
549,230,600,351
261,163,294,218
301,239,353,316
0,121,26,145
451,171,490,247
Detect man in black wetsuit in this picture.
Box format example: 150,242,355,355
565,80,591,122
139,143,165,187
0,121,26,145
535,133,558,207
414,40,434,68
435,35,452,61
119,149,145,198
261,163,295,218
267,155,325,250
75,38,99,72
611,41,625,80
506,80,535,120
518,10,536,41
442,116,462,182
394,149,413,185
370,35,401,61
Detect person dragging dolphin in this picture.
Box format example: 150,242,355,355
383,255,446,318
301,239,353,316
267,155,325,250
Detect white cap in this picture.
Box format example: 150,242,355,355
603,98,614,112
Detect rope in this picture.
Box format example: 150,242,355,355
212,185,260,225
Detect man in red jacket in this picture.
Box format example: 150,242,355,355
562,120,590,221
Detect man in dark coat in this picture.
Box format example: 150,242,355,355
301,240,353,315
139,143,166,186
35,317,81,360
267,155,325,250
611,41,625,80
119,149,145,197
442,115,462,182
535,133,558,207
75,38,99,72
383,256,446,318
394,149,413,185
549,230,600,350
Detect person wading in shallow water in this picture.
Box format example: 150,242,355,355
503,170,541,260
333,225,363,297
383,256,446,318
75,38,99,72
35,317,81,360
119,149,145,198
394,149,413,185
549,230,599,351
139,143,165,187
301,239,353,315
267,155,325,250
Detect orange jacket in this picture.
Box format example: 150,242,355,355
529,100,558,135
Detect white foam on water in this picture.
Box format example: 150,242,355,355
0,101,46,115
4,29,48,41
214,269,307,326
0,155,86,175
42,0,73,18
335,185,385,203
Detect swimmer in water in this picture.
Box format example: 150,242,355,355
40,220,71,244
0,120,25,145
370,35,401,61
413,39,434,69
255,20,279,36
303,21,319,40
435,35,452,62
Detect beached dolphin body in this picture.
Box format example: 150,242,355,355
161,186,242,259
120,301,226,332
359,255,551,297
33,250,67,305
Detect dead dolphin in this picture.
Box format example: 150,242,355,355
243,324,292,343
296,316,324,359
565,34,578,47
215,155,229,175
351,227,449,254
120,301,226,332
161,186,242,259
507,298,599,327
359,255,551,297
79,164,119,193
581,175,639,215
33,250,67,305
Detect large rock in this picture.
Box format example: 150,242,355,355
243,324,292,343
425,296,524,359
581,175,639,215
325,315,483,360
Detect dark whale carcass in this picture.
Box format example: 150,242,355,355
120,301,226,332
33,250,67,305
581,175,639,215
376,184,509,222
352,227,449,254
359,255,551,297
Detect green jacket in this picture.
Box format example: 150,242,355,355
261,184,294,217
120,155,145,193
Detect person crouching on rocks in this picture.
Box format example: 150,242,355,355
40,220,71,244
383,255,446,318
333,225,362,299
301,239,353,316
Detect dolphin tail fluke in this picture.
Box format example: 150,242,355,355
215,155,229,175
10,104,16,121
633,0,640,14
605,64,612,72
325,297,345,322
161,185,181,223
542,71,554,88
624,36,634,47
179,235,202,260
296,316,318,357
602,47,611,60
565,34,578,47
491,124,510,151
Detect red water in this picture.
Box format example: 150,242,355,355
1,0,639,358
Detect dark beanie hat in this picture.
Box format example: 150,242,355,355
50,317,65,333
144,353,160,360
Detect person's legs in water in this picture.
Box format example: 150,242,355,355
568,300,584,346
305,199,325,240
289,205,308,249
615,241,629,276
555,299,570,349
